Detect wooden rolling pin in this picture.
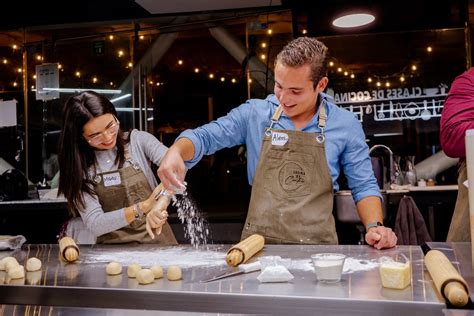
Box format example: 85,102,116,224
226,234,264,267
424,250,470,307
59,237,80,263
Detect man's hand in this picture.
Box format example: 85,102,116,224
365,226,397,249
157,140,190,191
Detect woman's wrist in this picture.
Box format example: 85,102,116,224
141,200,151,214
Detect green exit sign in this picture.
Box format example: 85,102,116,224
92,40,105,56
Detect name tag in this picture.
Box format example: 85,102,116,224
103,172,122,187
271,131,288,146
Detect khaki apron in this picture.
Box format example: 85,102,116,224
93,149,177,245
242,104,337,244
447,161,470,242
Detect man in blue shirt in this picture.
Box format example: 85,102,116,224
158,37,397,249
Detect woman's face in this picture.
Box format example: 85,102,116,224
82,113,119,150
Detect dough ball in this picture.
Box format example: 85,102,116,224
26,257,42,272
127,263,142,278
1,257,17,271
8,265,25,279
5,258,19,273
136,269,154,285
167,265,182,281
150,265,163,279
106,262,122,275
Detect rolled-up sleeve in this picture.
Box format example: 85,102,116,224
177,102,251,169
341,119,382,203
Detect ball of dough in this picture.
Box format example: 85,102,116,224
167,265,182,281
5,259,19,273
8,265,25,279
26,257,42,272
1,257,17,271
106,262,122,275
136,269,154,285
150,265,163,279
127,263,142,278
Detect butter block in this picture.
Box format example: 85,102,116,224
379,261,411,289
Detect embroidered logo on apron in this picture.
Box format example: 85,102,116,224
271,131,288,146
103,172,122,187
278,161,307,192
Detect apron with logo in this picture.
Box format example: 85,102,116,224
447,161,470,241
94,148,177,244
242,103,337,244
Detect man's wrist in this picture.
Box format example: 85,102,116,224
366,221,383,231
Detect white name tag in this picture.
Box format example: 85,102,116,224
103,172,122,187
271,131,288,146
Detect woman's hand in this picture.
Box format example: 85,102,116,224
145,194,171,239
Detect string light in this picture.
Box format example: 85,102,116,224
231,78,237,83
209,73,214,79
260,54,266,60
400,76,405,82
368,77,372,83
427,46,432,53
261,42,267,48
118,50,124,57
267,29,273,35
302,29,307,34
178,59,183,65
92,77,98,83
75,71,81,78
109,35,114,40
329,61,334,67
194,68,200,73
220,77,225,82
411,65,417,71
139,35,144,40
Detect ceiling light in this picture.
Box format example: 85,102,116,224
333,13,375,28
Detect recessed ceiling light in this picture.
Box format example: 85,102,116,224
333,13,375,28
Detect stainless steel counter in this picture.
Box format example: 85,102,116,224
0,244,444,315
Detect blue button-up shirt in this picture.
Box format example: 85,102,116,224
179,93,381,202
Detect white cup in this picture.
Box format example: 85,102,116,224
311,253,346,283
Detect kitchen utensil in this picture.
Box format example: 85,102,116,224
226,234,264,267
424,249,469,307
59,236,80,262
201,261,261,283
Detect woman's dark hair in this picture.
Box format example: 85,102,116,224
58,91,128,215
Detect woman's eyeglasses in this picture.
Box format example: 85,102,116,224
85,121,120,145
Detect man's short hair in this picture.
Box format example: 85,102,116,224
276,37,328,87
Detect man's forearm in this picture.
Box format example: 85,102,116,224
356,196,384,228
174,137,195,161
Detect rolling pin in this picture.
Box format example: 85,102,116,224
226,234,264,267
424,250,469,307
59,236,80,263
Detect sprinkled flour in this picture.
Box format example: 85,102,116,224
82,247,227,268
172,193,210,247
289,257,379,274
